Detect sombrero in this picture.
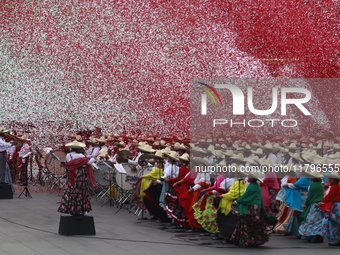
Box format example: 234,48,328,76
164,151,179,161
96,136,107,143
179,153,190,162
191,157,210,166
261,142,273,150
301,166,324,179
65,140,86,149
230,153,244,162
0,127,9,134
174,143,187,151
153,150,165,159
251,148,263,156
323,171,340,180
286,143,298,150
212,150,224,158
138,144,156,153
243,156,259,166
221,150,234,157
289,152,303,162
247,171,264,182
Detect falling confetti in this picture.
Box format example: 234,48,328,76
0,0,339,147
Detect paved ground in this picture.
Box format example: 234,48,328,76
0,184,339,255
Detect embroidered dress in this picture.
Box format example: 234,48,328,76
230,181,275,248
165,187,189,228
231,204,270,247
165,166,191,227
58,167,91,215
299,182,340,245
58,156,94,215
192,174,230,233
193,193,219,233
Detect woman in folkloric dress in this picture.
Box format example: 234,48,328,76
193,160,233,235
297,172,324,243
299,172,340,246
58,141,96,216
165,153,190,227
230,172,277,248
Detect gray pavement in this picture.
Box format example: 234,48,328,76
0,184,339,255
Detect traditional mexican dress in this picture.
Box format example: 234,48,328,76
299,182,340,245
165,164,190,227
231,181,276,248
57,153,96,215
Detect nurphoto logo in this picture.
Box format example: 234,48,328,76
198,81,312,128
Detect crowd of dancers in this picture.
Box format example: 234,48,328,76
1,127,340,248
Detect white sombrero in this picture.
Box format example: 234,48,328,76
174,143,187,151
164,151,179,161
0,127,9,134
138,144,156,153
65,140,86,149
323,171,340,180
179,153,190,162
153,150,165,159
251,148,263,156
286,143,298,150
261,142,273,150
247,171,264,182
191,157,210,166
222,150,234,157
96,136,107,143
242,156,259,165
230,153,244,162
289,152,303,162
301,166,324,178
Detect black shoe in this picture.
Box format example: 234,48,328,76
212,236,223,240
328,242,340,246
222,239,232,244
159,218,172,223
199,232,210,236
309,235,323,243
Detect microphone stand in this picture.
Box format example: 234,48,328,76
102,161,115,207
18,153,32,198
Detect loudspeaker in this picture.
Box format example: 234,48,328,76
58,215,96,236
0,183,13,199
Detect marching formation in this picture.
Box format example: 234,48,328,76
1,127,340,248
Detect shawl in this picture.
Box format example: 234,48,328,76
235,181,262,215
66,157,96,188
285,177,312,211
139,167,163,201
219,179,246,215
168,165,190,188
261,172,280,214
198,174,229,211
321,182,340,214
